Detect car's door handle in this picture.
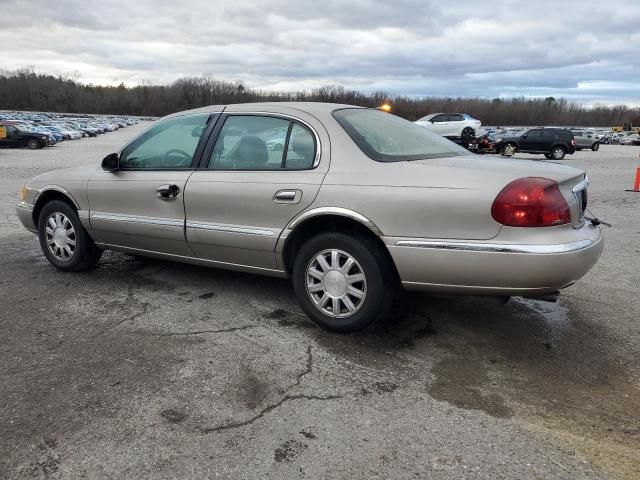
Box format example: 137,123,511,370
273,189,301,204
156,184,180,200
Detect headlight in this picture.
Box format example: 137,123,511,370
19,185,28,201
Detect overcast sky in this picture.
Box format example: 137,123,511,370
2,0,640,104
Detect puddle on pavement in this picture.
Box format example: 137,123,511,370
422,295,640,480
310,293,640,479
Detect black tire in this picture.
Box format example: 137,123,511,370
550,146,566,160
38,200,102,271
461,127,474,140
27,139,41,150
591,142,599,151
292,232,395,333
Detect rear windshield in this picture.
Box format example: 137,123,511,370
333,108,470,162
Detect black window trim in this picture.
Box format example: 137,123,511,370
198,112,320,172
116,112,220,172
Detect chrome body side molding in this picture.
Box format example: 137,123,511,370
91,212,184,227
394,236,599,255
186,221,276,237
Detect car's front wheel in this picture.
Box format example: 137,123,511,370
292,232,395,332
550,146,566,160
38,200,102,271
591,142,600,151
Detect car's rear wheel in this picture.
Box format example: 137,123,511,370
550,146,566,160
591,142,600,151
461,127,474,140
38,200,102,271
292,232,395,332
27,139,41,150
501,143,516,156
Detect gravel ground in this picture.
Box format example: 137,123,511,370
1,125,639,480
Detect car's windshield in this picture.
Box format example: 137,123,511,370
333,109,470,162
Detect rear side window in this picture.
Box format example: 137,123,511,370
333,108,470,162
207,115,316,170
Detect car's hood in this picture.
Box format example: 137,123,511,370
28,165,97,186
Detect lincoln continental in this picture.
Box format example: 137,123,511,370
16,103,603,332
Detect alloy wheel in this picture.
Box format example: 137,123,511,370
45,212,76,261
305,249,367,318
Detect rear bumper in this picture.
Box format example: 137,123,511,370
16,202,37,233
387,224,603,295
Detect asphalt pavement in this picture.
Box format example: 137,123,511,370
1,125,638,479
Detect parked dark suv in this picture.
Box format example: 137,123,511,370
0,124,49,149
497,128,576,160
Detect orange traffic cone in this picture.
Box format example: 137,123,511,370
626,151,640,192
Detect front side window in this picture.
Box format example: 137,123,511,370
119,113,210,169
333,108,470,162
208,115,316,170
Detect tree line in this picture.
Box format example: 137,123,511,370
1,68,639,127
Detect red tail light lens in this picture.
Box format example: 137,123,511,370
571,138,576,146
491,177,571,227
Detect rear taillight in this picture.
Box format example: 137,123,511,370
491,177,571,227
571,138,576,146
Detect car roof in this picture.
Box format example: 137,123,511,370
169,102,366,118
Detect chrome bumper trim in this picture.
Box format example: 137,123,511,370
16,201,34,212
395,236,600,255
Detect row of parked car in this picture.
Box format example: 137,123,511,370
0,112,139,150
413,112,640,160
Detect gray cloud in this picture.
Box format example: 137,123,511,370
1,0,639,104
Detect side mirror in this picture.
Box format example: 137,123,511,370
101,152,119,172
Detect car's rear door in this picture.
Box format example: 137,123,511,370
88,112,214,256
183,106,330,272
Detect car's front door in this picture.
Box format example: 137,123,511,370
184,109,329,272
519,129,542,151
88,113,212,256
429,114,450,135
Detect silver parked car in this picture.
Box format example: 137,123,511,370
16,103,603,332
572,130,600,151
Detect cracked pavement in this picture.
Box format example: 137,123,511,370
1,125,639,479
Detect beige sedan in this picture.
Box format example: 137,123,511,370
16,103,603,332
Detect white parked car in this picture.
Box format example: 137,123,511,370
414,113,481,139
619,133,640,145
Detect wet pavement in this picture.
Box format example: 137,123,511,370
1,128,639,479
